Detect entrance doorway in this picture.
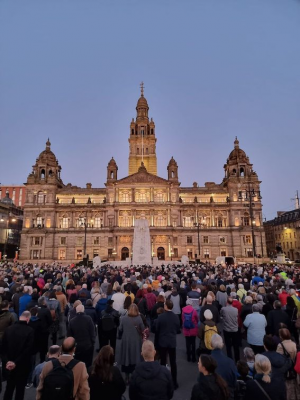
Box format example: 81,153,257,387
121,247,129,261
157,247,165,260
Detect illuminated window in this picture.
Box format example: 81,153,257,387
60,237,66,245
38,192,44,204
59,249,66,260
204,249,210,259
76,249,83,260
94,237,99,245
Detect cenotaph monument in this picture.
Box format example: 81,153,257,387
132,219,151,265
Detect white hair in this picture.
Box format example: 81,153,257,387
211,334,223,350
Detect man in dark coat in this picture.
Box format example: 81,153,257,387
37,296,52,362
156,299,180,389
267,300,290,336
68,304,96,368
262,335,290,385
99,299,119,354
2,311,34,400
129,340,173,400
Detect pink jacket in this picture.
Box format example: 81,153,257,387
182,305,199,336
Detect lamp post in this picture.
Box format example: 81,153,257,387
194,218,207,262
80,213,88,265
238,183,262,265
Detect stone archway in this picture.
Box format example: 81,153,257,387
157,247,165,260
121,247,129,261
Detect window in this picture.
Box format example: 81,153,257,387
94,237,99,245
108,248,113,258
93,250,99,257
155,192,164,203
76,249,83,260
62,217,69,229
108,237,113,246
172,220,177,227
204,249,210,259
37,216,43,227
173,237,178,246
245,235,252,244
78,217,85,227
32,250,40,259
76,237,83,246
188,251,193,259
60,237,66,245
109,219,113,228
19,188,22,207
34,237,41,245
173,248,178,258
221,249,227,256
94,217,102,228
187,236,193,244
203,236,209,244
217,218,223,227
184,217,192,227
245,248,253,257
220,237,226,243
59,249,66,260
38,192,44,204
121,192,130,202
156,214,165,227
137,192,147,202
243,216,250,226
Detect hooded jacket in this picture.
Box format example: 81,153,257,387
129,361,173,400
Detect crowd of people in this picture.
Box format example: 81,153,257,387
0,260,300,399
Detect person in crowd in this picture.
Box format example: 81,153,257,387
119,295,132,317
78,283,91,305
243,304,267,354
237,284,247,303
191,354,229,400
118,303,144,384
36,337,89,400
45,290,61,345
26,307,43,389
55,285,67,339
85,299,97,326
98,299,120,354
187,282,201,319
88,345,126,400
241,296,253,322
262,335,290,384
245,354,286,400
277,327,299,399
129,340,174,400
111,286,126,312
67,304,96,368
151,294,165,322
216,284,228,308
200,294,220,324
243,347,255,376
0,300,15,353
220,297,239,362
182,298,199,361
2,311,34,400
91,287,101,308
169,286,182,328
197,309,218,355
37,296,52,362
267,300,290,337
156,299,180,389
12,286,24,316
19,286,32,316
134,290,148,317
32,345,60,388
210,334,237,400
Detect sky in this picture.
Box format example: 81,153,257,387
1,0,300,220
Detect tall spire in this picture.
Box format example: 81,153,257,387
140,81,144,97
46,138,51,150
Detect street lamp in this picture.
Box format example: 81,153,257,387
170,248,174,261
194,217,207,262
238,183,262,264
80,214,88,265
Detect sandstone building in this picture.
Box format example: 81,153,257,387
20,87,266,263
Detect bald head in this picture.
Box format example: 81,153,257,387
62,337,76,354
20,311,31,323
206,295,213,304
141,340,156,361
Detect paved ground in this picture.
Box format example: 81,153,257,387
9,330,199,400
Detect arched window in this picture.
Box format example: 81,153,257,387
48,170,53,177
171,171,175,178
240,167,245,177
243,213,250,226
40,169,45,179
137,148,139,154
131,128,134,135
37,192,44,204
151,128,154,135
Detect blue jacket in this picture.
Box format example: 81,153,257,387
243,312,266,345
19,294,32,316
211,348,237,390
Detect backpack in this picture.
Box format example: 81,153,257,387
183,311,195,329
204,324,218,350
41,358,79,400
101,312,115,331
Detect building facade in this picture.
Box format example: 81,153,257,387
0,186,26,208
264,210,300,261
20,88,266,263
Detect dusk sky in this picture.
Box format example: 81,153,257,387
1,0,300,220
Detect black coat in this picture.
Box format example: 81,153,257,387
200,304,220,324
191,374,226,400
156,311,180,348
151,301,165,320
29,317,43,354
134,297,148,317
85,306,97,325
67,312,96,350
129,361,173,400
245,377,286,400
2,321,34,370
37,305,52,334
267,309,290,336
88,366,126,400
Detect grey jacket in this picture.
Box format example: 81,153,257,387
220,305,238,332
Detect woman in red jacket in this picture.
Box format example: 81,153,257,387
182,299,199,362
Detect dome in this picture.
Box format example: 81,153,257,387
228,137,248,162
1,191,13,205
136,95,149,109
36,139,59,165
